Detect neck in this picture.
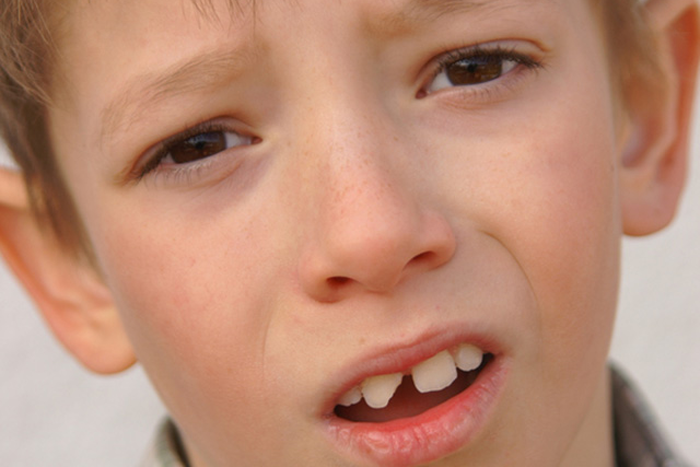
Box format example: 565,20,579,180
560,367,616,467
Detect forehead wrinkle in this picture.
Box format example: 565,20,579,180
186,0,254,23
403,0,490,20
100,46,256,145
367,0,548,38
366,0,487,37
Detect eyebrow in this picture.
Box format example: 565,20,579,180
100,0,514,143
100,46,256,144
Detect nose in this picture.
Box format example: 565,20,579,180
297,118,456,303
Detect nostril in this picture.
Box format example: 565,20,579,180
327,253,435,290
411,251,435,265
327,276,351,288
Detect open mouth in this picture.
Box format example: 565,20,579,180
334,344,494,423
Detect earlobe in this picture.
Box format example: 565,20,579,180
620,0,699,236
0,168,136,374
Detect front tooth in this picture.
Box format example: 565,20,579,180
361,373,403,409
338,386,362,407
411,350,457,393
454,344,483,372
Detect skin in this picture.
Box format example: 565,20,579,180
25,0,691,465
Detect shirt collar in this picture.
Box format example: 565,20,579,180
611,364,689,467
140,418,188,467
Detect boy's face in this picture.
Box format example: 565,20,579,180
49,0,625,465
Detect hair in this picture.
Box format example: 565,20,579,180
0,0,86,258
0,0,663,262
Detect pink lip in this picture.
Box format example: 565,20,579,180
321,329,510,466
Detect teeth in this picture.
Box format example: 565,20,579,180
454,343,484,372
411,350,458,393
337,344,486,409
361,373,403,409
338,386,362,407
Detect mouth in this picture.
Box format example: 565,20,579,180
323,337,508,467
334,344,493,423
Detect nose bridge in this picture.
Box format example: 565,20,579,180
303,121,428,295
318,130,416,266
289,44,409,229
304,89,416,254
290,65,456,300
311,99,405,226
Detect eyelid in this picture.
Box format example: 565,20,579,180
126,119,254,183
419,42,545,98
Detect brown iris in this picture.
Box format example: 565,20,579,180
445,57,504,85
168,132,227,164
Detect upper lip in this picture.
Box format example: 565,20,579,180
320,322,505,417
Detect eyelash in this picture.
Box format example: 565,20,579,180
133,120,251,183
131,44,543,184
422,43,544,97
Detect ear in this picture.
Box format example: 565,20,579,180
620,0,700,236
0,168,136,374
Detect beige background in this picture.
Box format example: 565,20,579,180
1,106,699,465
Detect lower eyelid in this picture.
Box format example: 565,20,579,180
143,147,247,188
419,42,545,97
425,64,536,106
138,128,254,177
152,131,264,184
422,64,516,98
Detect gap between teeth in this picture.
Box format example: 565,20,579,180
338,344,484,409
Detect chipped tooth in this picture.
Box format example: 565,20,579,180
361,373,403,409
411,350,457,393
338,386,362,407
454,343,483,372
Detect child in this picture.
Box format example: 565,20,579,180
0,0,698,465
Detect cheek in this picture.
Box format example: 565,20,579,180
491,96,622,395
524,98,621,369
514,121,621,362
429,67,622,370
85,193,288,434
503,111,622,460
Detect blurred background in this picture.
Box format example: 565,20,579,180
1,105,699,466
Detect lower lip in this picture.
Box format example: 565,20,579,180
323,357,510,467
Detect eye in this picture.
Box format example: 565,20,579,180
135,122,258,181
425,45,542,94
162,131,252,165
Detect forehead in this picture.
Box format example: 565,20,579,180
51,0,592,149
58,0,578,61
60,0,565,48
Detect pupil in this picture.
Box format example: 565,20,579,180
169,132,226,164
447,58,503,85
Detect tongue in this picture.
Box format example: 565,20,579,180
335,370,478,423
